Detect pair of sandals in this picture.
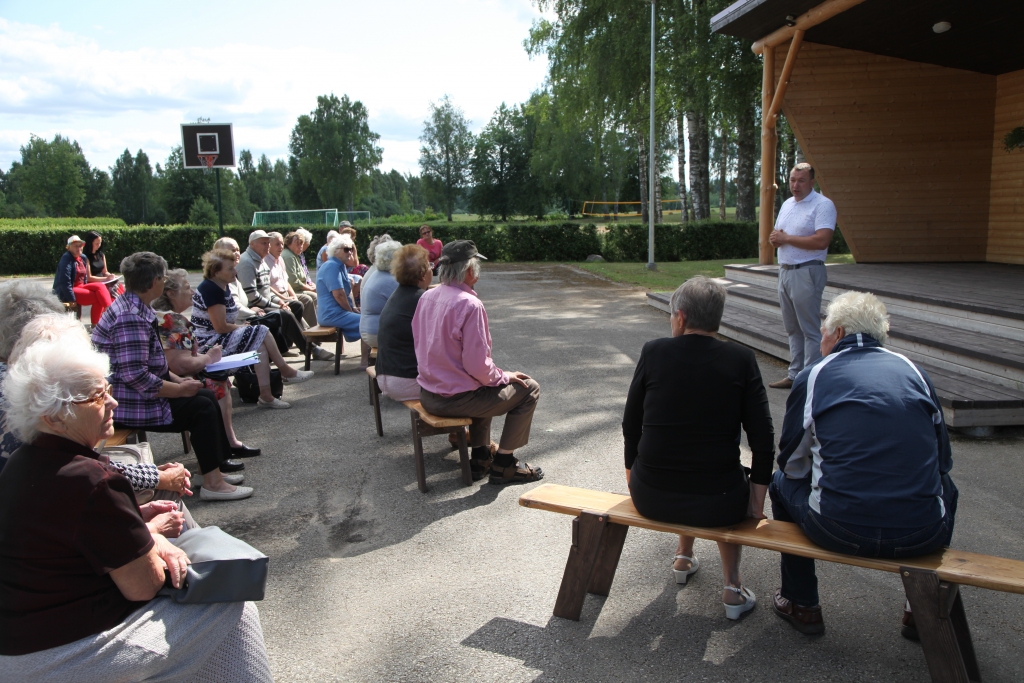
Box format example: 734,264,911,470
448,432,544,485
673,554,757,621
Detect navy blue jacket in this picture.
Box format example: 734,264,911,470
52,251,86,303
777,333,954,528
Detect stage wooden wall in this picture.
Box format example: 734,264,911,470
776,42,997,262
987,69,1024,265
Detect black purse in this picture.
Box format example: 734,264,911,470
233,365,283,403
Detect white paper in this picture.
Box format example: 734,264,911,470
204,352,260,372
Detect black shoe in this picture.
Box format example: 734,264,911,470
231,446,262,458
220,459,245,473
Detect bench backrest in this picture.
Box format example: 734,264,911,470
520,484,1024,595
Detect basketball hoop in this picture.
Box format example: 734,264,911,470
197,154,218,174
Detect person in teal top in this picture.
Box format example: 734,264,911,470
315,235,361,342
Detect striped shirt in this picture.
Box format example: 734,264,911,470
91,292,172,427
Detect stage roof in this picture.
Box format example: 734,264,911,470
711,0,1024,75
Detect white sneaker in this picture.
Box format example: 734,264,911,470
222,473,245,485
257,397,291,409
199,485,254,501
283,370,314,384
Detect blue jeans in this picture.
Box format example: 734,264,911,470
769,470,958,607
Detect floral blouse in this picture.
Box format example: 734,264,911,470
154,311,226,400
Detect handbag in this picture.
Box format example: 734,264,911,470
233,365,283,403
158,526,269,603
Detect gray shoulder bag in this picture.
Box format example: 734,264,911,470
159,526,269,603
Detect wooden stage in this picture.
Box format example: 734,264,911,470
647,262,1024,428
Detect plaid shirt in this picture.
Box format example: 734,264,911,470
91,292,172,427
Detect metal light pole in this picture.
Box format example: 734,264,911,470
646,0,657,271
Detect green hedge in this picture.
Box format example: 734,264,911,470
602,222,759,262
0,217,127,229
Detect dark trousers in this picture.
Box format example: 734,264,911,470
769,470,958,607
420,379,540,451
629,467,749,528
277,304,307,353
255,307,306,354
120,389,231,475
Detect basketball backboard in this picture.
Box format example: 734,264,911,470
180,123,235,168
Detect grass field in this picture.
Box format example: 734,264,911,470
439,207,750,225
577,253,855,290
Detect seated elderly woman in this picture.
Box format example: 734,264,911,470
91,252,253,502
770,291,957,638
283,229,319,320
359,239,401,365
215,236,294,355
0,339,271,680
622,276,774,621
152,267,259,451
0,281,189,507
316,235,362,344
412,240,543,484
190,251,312,410
375,244,434,402
266,231,316,327
52,234,114,325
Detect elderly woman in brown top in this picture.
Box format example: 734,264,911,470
0,338,271,680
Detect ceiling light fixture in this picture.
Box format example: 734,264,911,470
933,21,952,33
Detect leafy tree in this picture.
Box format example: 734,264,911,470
289,94,383,211
188,196,218,225
79,168,116,217
14,135,86,216
470,103,537,221
111,149,154,224
156,147,212,224
419,95,475,221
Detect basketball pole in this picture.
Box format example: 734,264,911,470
646,0,657,271
215,167,224,238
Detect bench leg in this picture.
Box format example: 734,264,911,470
901,568,980,683
371,376,384,437
587,522,629,597
455,427,472,487
554,511,613,620
181,431,192,455
335,335,342,375
411,411,428,493
304,343,312,371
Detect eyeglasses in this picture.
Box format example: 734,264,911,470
342,247,354,253
69,383,113,408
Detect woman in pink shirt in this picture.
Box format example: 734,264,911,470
416,225,443,273
411,240,543,485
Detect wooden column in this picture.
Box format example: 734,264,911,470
758,46,777,264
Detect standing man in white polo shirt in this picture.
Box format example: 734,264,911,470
767,163,837,389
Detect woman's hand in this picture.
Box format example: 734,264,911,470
147,510,185,538
252,306,265,316
139,500,178,522
157,462,192,495
204,345,223,366
153,534,191,589
747,482,769,520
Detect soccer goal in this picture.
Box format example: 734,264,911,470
250,210,373,227
581,200,684,218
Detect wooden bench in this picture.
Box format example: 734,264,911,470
302,325,343,375
520,484,1024,683
103,428,191,454
401,400,472,493
366,347,378,404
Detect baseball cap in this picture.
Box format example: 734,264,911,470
67,235,85,246
248,230,270,243
437,240,487,265
339,221,353,228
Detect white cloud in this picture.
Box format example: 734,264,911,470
0,2,549,174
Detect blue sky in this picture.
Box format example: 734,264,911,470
0,0,551,175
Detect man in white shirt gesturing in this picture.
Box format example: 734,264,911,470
767,163,837,389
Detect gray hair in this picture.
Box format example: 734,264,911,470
3,338,109,443
296,228,313,246
373,240,401,273
365,234,393,265
823,291,889,345
670,276,726,332
214,237,239,251
324,230,340,246
151,268,190,311
326,234,355,259
438,257,481,286
267,231,284,244
0,281,65,361
8,314,90,365
120,252,168,294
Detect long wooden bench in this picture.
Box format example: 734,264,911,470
366,365,384,437
302,325,343,375
103,428,191,454
520,484,1024,683
366,347,377,405
402,400,472,493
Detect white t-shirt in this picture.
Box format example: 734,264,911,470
264,254,290,293
775,190,837,265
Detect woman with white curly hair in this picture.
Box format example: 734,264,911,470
0,339,271,680
358,239,401,365
315,235,362,344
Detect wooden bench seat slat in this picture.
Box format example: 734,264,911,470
104,429,134,447
401,400,472,429
520,484,1024,595
302,325,337,338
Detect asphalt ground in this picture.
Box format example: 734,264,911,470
134,264,1024,682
